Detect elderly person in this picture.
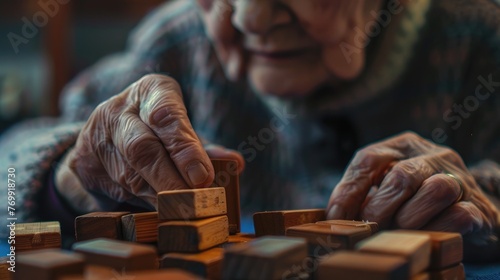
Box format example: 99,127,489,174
1,0,499,260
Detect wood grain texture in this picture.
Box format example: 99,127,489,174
15,222,61,252
317,251,409,280
357,232,431,276
395,230,462,270
210,159,241,234
158,216,229,253
253,209,326,237
286,223,372,255
160,247,224,279
317,220,379,234
72,238,157,271
14,249,84,280
158,188,227,220
429,263,465,280
222,236,308,280
75,212,130,241
121,212,159,243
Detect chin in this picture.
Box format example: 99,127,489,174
248,66,329,98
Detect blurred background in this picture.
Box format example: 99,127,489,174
0,0,166,134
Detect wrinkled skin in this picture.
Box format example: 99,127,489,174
56,75,244,212
327,132,500,258
197,0,382,96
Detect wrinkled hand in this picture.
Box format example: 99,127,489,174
327,132,499,244
56,74,244,213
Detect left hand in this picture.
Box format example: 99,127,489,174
327,132,499,240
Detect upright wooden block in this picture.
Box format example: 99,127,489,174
317,220,379,234
357,232,431,276
72,238,157,271
158,216,229,253
160,247,224,279
15,222,61,252
395,230,462,270
121,212,159,243
253,209,326,237
429,263,465,280
14,249,84,280
210,159,241,234
286,223,372,255
75,212,129,241
317,251,409,280
222,236,308,280
158,187,227,221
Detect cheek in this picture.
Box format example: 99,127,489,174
285,0,361,42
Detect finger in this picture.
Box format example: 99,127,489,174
394,173,462,229
360,158,436,228
110,106,190,192
327,146,405,220
422,201,485,235
135,75,215,188
205,144,245,173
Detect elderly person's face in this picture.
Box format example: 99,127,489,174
197,0,383,97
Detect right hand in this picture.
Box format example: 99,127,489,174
55,74,244,213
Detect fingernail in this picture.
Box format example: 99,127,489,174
186,161,209,186
327,205,345,220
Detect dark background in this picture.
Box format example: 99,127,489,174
0,0,167,133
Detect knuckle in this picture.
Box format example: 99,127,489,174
426,175,458,200
136,74,181,96
124,134,157,166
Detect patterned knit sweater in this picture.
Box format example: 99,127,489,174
0,0,499,241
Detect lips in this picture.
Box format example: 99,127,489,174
248,48,314,60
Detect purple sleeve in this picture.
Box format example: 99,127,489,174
39,169,78,240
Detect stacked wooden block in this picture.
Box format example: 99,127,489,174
70,159,245,279
316,230,464,280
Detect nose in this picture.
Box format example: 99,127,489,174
231,0,292,34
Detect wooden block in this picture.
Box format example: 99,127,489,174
286,223,372,255
429,263,465,280
14,222,61,252
60,266,202,280
317,251,409,280
412,273,430,280
14,249,84,280
317,220,379,234
160,247,224,279
227,233,255,244
158,187,227,221
124,269,203,280
72,238,157,271
357,232,431,275
158,216,229,253
0,257,12,280
253,209,326,237
121,212,158,243
395,230,462,270
222,236,308,280
210,159,241,234
75,212,130,241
